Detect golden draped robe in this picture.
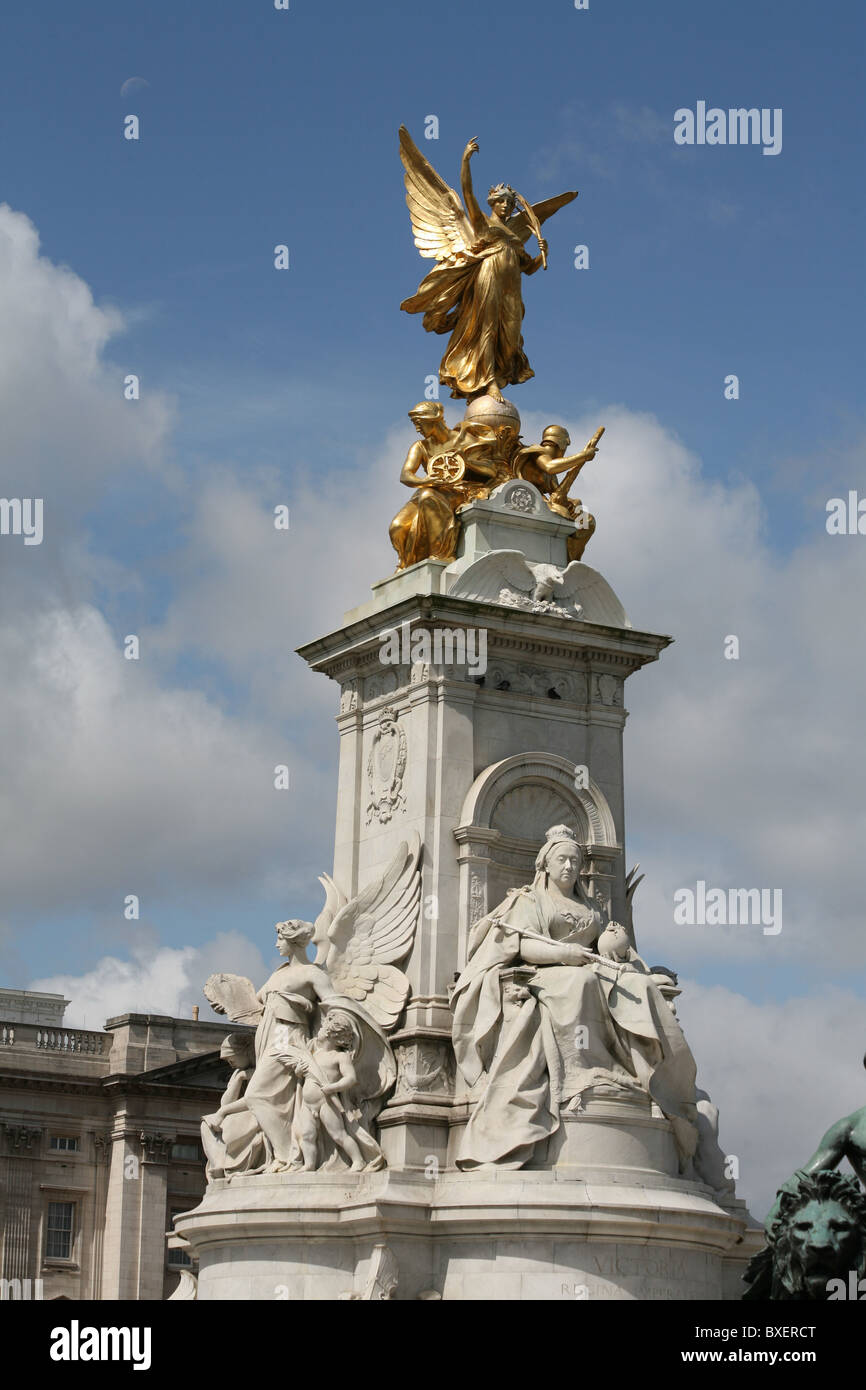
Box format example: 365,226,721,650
401,221,535,399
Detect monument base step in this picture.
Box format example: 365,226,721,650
176,1170,762,1301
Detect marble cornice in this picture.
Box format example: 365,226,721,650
0,1070,104,1096
298,593,671,677
100,1075,223,1100
0,1070,221,1101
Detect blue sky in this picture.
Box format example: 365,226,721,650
0,0,864,1212
4,0,862,515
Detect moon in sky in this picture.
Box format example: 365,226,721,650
120,77,150,98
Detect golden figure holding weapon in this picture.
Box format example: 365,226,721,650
515,425,605,561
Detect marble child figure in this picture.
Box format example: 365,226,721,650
205,918,394,1174
289,1012,386,1172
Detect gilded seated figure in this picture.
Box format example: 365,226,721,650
388,400,512,570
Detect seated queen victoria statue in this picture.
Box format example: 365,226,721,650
451,826,700,1170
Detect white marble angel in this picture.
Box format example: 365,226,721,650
203,834,421,1174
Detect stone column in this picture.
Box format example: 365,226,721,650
87,1133,111,1299
100,1128,173,1300
136,1132,173,1301
0,1126,41,1283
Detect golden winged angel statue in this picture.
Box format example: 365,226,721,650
399,126,578,402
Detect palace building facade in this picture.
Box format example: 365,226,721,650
0,988,241,1301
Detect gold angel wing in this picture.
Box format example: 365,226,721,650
399,126,475,265
324,832,422,1031
509,189,579,244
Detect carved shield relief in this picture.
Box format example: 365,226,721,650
366,707,408,825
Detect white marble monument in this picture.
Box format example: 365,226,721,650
175,435,762,1300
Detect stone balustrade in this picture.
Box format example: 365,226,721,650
0,1020,110,1055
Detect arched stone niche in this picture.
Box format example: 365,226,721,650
453,753,622,969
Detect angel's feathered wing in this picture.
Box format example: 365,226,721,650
203,972,263,1025
322,832,422,1031
312,872,347,964
399,126,475,265
510,190,579,244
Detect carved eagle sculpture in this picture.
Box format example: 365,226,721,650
204,833,422,1035
448,550,631,627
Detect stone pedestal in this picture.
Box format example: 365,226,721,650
180,1163,758,1301
180,1069,761,1301
294,482,671,1175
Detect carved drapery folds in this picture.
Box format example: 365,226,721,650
201,837,422,1178
450,825,701,1172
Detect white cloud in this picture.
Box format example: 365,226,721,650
679,981,865,1219
145,452,398,699
519,404,866,972
0,602,293,914
31,931,268,1030
0,206,320,917
0,205,171,546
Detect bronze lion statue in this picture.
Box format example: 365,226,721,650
743,1169,866,1300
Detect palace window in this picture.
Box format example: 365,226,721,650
168,1209,192,1267
48,1135,80,1152
170,1141,201,1161
44,1201,75,1260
